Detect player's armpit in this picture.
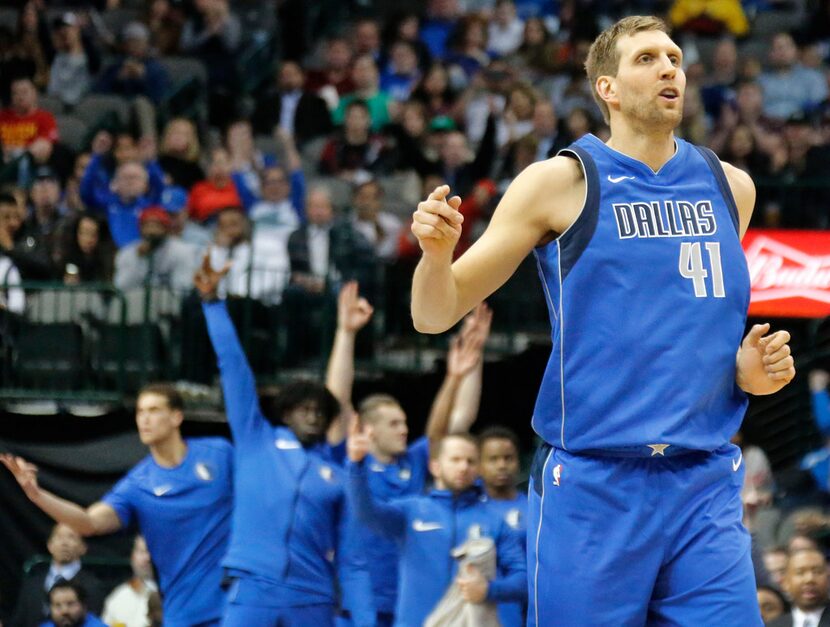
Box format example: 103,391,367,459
721,162,756,240
87,502,123,535
449,157,585,321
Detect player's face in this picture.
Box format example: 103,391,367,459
283,401,328,444
609,30,685,132
47,524,86,564
784,550,829,611
431,438,479,493
49,589,85,626
369,404,408,457
479,438,519,490
135,393,182,446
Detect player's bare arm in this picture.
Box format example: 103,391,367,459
411,156,585,333
1,453,121,535
722,162,796,394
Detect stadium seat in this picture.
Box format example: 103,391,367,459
26,290,107,326
73,94,130,129
38,95,64,117
91,322,167,392
54,115,89,152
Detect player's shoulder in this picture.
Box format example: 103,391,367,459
519,155,585,191
187,436,233,455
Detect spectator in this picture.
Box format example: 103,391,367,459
347,431,526,627
333,55,394,132
162,186,211,249
157,118,204,191
759,32,829,121
437,124,497,198
101,535,157,627
10,524,105,626
769,548,829,627
709,80,780,157
488,0,524,58
380,41,422,103
319,100,393,182
720,123,774,180
225,119,272,194
0,247,25,315
304,36,355,108
113,206,195,291
0,77,58,161
411,62,459,119
700,37,739,122
802,370,830,493
287,185,375,294
381,12,432,72
764,547,789,590
249,130,305,237
187,147,254,223
12,1,52,93
349,179,403,261
251,61,333,146
58,214,113,284
778,113,830,228
446,14,491,85
510,17,561,79
63,152,92,216
420,0,463,60
352,18,382,60
208,206,290,304
500,83,537,148
146,0,185,56
23,166,66,262
194,261,374,625
668,0,749,37
40,581,107,627
95,22,169,105
0,190,53,280
757,585,788,624
180,0,242,127
47,12,98,108
478,426,526,627
80,155,166,248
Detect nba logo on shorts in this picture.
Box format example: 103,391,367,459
552,464,562,487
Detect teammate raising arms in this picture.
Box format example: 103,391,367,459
410,16,795,626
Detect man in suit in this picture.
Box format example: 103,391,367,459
251,61,333,147
769,548,830,627
11,524,104,627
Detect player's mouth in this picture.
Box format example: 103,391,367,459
658,87,679,101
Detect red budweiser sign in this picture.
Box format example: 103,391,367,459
743,230,830,318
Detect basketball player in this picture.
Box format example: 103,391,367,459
409,16,795,626
1,384,233,626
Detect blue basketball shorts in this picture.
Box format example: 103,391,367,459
526,442,762,626
220,576,335,627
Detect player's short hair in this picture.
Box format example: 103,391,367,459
478,426,520,453
358,393,401,425
585,15,670,123
138,382,184,411
431,432,480,459
48,579,86,604
272,380,340,429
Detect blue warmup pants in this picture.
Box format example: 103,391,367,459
221,577,335,627
527,442,762,626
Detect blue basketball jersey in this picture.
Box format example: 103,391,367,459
532,134,750,455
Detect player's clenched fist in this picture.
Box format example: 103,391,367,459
411,185,464,257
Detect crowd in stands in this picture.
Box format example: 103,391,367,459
3,0,830,624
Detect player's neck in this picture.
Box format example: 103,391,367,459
606,123,677,173
486,484,517,500
369,444,394,464
149,432,187,468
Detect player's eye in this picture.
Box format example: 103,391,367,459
638,54,652,63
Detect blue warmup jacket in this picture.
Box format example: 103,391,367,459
347,460,526,627
203,301,373,623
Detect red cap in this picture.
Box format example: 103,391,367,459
139,206,172,228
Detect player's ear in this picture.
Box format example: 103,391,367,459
596,76,618,108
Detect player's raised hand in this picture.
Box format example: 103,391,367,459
736,323,796,395
194,250,231,301
346,415,373,463
337,281,374,333
411,185,464,258
0,454,41,501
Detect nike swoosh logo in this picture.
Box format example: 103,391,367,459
732,452,743,472
412,520,443,532
275,439,301,450
608,175,636,183
153,485,172,497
